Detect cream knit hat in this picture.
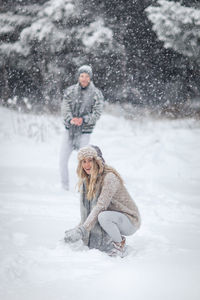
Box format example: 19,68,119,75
78,145,105,173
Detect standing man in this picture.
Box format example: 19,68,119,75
60,65,104,190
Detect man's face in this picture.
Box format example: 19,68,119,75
79,73,91,88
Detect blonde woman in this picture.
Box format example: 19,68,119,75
64,145,141,257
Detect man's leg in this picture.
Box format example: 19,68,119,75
59,130,73,190
79,133,90,148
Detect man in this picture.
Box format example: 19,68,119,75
60,65,104,190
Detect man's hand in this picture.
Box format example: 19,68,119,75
70,117,83,126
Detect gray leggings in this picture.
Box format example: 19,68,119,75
98,211,137,243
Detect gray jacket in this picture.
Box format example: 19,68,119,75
62,82,104,134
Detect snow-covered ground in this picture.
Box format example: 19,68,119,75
0,106,200,300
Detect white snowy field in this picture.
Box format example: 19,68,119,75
0,106,200,300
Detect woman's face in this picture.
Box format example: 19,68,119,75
82,157,93,175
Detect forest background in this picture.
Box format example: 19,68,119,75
0,0,200,117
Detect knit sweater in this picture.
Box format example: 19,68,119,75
62,82,104,134
81,172,141,233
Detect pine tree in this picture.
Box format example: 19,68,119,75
146,0,200,63
0,0,126,111
146,0,200,108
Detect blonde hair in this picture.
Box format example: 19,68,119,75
77,159,123,201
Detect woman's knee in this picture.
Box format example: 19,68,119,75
98,211,109,225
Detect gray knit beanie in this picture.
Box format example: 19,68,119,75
77,65,93,79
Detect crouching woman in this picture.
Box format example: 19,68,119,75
64,145,141,257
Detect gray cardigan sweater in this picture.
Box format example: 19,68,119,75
62,82,104,134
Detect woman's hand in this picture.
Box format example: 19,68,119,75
64,226,86,243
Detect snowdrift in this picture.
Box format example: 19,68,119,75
0,107,200,300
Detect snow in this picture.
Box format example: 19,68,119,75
0,13,31,35
80,18,113,50
20,18,66,54
40,0,77,20
0,106,200,300
146,0,200,58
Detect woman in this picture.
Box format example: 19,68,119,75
64,145,141,257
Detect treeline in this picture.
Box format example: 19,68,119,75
0,0,200,114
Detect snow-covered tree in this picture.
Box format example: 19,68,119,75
0,0,126,111
1,0,199,112
0,3,38,101
146,0,200,63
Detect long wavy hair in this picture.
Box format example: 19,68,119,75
76,158,123,200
